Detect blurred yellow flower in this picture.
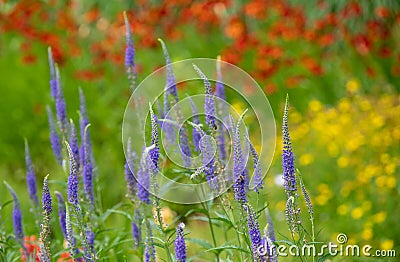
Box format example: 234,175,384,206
386,176,396,188
337,156,350,168
380,240,394,250
346,78,360,93
373,212,387,224
361,228,373,241
309,100,322,112
375,176,386,188
338,99,351,112
351,207,363,219
276,200,286,211
337,204,348,215
327,143,339,157
299,154,314,166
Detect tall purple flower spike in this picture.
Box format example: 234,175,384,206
158,38,178,103
247,137,264,193
46,106,62,165
193,64,217,130
125,137,138,198
149,104,160,172
42,175,52,216
282,95,296,193
69,120,80,170
231,113,248,203
54,66,68,135
55,191,67,238
83,125,94,208
66,142,79,206
137,146,152,204
124,11,136,91
4,182,24,246
25,140,38,205
48,47,57,99
215,56,226,161
188,97,201,152
79,88,93,168
174,222,187,262
244,204,263,262
189,122,217,189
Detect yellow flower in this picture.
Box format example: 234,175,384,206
337,156,350,168
276,201,286,211
386,176,396,188
346,78,360,93
337,204,348,215
380,240,394,250
375,176,386,188
361,228,373,241
316,195,329,206
351,207,363,219
384,163,396,175
327,143,339,157
373,212,387,224
338,99,351,112
309,100,322,112
299,154,314,166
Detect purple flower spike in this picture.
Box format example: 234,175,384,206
25,140,38,205
144,241,151,262
42,175,52,215
66,142,79,206
189,100,202,152
83,125,94,208
69,120,80,170
149,104,160,172
244,204,262,262
158,38,178,103
46,106,62,165
247,137,264,193
48,47,57,99
55,191,67,238
231,114,248,203
125,138,138,198
282,95,296,193
174,222,187,262
54,66,68,134
193,64,217,130
132,221,140,249
79,88,93,167
124,12,136,91
4,182,24,245
137,147,152,204
215,56,226,103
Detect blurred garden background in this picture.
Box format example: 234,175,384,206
0,0,399,260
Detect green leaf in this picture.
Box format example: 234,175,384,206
205,245,250,254
186,237,213,250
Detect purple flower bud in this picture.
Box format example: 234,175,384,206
83,126,94,207
84,227,95,258
124,12,136,91
231,115,248,203
244,204,262,261
69,120,80,170
125,138,138,198
137,147,152,204
54,67,68,134
55,192,67,238
193,64,217,130
282,95,296,193
174,222,187,262
42,175,52,215
4,182,24,244
25,141,38,205
149,105,160,172
66,143,79,206
144,242,151,262
215,56,226,103
132,220,140,249
46,106,62,165
48,47,57,99
188,97,201,152
159,39,178,102
247,137,264,193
